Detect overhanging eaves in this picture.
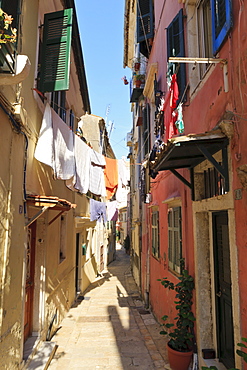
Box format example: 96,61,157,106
26,195,76,227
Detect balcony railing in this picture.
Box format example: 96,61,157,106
0,43,16,74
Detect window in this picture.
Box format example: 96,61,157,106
137,0,154,58
39,8,73,93
51,91,67,122
167,9,186,103
151,209,159,259
0,0,19,74
211,0,232,55
59,214,67,262
197,0,213,77
168,207,182,274
69,109,75,131
142,103,150,157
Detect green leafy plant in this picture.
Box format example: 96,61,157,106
159,259,196,352
134,74,145,82
0,8,17,44
201,337,247,370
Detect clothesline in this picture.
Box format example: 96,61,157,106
34,103,129,204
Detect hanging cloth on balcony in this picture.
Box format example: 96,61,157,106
90,198,107,224
162,74,179,142
66,134,91,194
34,103,54,168
104,156,118,200
52,108,75,180
89,150,106,197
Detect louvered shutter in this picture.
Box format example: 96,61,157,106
168,207,182,273
137,0,154,43
173,207,181,273
39,8,73,92
211,0,232,55
167,9,186,103
168,210,173,270
143,104,150,156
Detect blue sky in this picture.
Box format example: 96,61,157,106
74,0,133,159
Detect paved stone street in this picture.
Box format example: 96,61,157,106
48,244,169,369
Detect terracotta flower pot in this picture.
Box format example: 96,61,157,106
135,80,142,88
166,342,193,370
134,62,140,71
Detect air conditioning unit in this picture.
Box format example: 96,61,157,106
13,100,27,126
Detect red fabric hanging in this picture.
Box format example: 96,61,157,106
162,74,179,142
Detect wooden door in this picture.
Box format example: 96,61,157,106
213,211,235,368
24,222,36,341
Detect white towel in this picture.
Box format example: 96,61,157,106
89,149,106,197
34,103,54,168
52,109,75,180
66,135,91,194
106,200,118,221
118,158,128,186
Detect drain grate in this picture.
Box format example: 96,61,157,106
77,316,111,323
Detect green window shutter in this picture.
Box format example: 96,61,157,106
39,8,73,92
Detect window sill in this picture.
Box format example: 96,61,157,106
0,55,31,85
168,267,181,278
151,254,160,262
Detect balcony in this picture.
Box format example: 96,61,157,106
0,43,16,74
130,75,145,103
0,50,30,85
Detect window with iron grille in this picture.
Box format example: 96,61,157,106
203,165,226,199
168,207,182,274
151,209,159,259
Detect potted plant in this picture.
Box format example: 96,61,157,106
0,8,17,44
134,74,145,88
158,259,195,370
133,57,141,71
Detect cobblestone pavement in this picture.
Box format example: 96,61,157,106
48,244,169,369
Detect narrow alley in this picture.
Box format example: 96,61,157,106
47,244,169,369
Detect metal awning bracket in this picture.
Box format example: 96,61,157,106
197,144,227,177
170,169,192,189
197,143,229,192
170,168,195,200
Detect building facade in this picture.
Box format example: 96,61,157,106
0,0,117,368
124,0,247,369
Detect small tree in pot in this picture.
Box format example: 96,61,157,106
158,259,195,370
